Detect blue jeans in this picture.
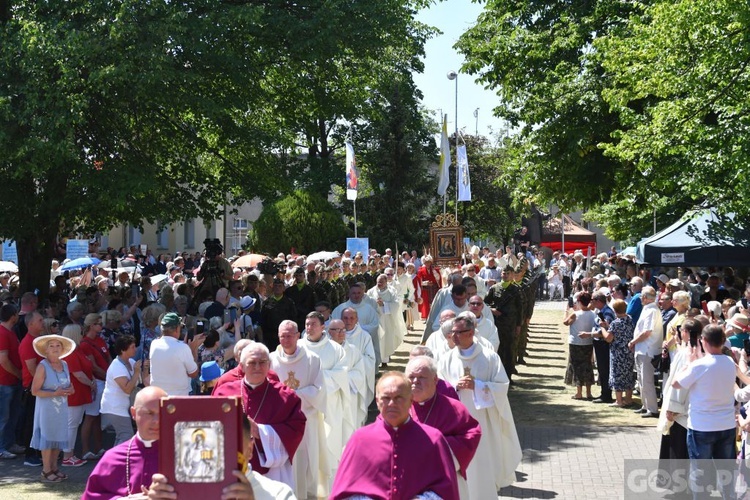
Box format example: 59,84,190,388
0,383,22,451
687,428,736,499
687,428,736,460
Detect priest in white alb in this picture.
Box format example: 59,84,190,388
331,283,382,366
340,308,376,417
367,274,405,364
427,310,493,364
439,311,522,497
299,312,350,474
422,273,464,342
468,294,500,351
270,320,331,499
328,319,367,435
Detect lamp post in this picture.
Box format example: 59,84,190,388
447,70,458,220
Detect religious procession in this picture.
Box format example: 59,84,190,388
0,241,532,499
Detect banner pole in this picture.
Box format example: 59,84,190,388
353,199,358,238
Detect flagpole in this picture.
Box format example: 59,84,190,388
448,70,459,222
353,199,358,238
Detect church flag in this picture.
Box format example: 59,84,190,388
457,144,471,201
437,114,451,196
345,141,358,201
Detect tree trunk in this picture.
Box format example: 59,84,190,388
17,224,57,304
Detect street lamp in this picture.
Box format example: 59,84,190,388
447,70,458,220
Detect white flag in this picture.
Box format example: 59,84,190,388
345,141,358,201
457,144,471,201
437,114,450,196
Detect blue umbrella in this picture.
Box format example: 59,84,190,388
60,256,101,271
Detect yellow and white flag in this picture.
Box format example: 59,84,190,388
437,114,451,196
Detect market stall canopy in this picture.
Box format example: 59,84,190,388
636,209,750,267
540,214,597,254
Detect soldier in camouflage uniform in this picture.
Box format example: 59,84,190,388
516,258,536,367
331,266,347,309
314,266,333,306
364,261,377,290
484,265,523,382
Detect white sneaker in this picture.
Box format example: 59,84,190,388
81,452,98,461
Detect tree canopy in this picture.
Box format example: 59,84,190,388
456,0,750,242
0,0,434,295
247,190,347,255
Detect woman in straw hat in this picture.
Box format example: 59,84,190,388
60,324,94,468
30,334,75,482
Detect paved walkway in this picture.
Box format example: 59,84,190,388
502,425,659,499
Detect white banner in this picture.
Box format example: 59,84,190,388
661,253,685,264
437,114,451,196
457,144,471,201
345,142,358,201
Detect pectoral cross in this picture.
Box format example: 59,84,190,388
463,366,473,379
284,371,300,390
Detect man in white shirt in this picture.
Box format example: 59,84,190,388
149,313,205,395
629,286,663,417
673,324,737,497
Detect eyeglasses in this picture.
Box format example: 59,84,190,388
328,327,345,331
451,329,473,336
469,302,483,306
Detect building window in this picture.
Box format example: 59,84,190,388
184,219,195,249
156,220,169,249
205,220,216,239
127,225,142,246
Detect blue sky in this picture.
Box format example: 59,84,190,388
413,0,506,139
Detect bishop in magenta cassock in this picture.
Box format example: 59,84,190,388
409,345,459,401
82,386,167,499
331,372,458,500
406,356,482,499
212,342,306,489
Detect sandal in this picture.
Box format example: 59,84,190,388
41,470,62,483
52,470,68,480
571,395,584,400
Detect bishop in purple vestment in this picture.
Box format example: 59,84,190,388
82,386,166,499
331,372,458,500
406,356,481,479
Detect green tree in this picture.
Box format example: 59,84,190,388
594,0,750,236
335,78,438,252
263,1,436,200
0,0,435,297
455,0,693,241
247,190,347,254
0,1,273,298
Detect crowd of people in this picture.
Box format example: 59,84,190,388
558,248,750,497
0,241,529,499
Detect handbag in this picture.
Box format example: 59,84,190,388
651,347,671,373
